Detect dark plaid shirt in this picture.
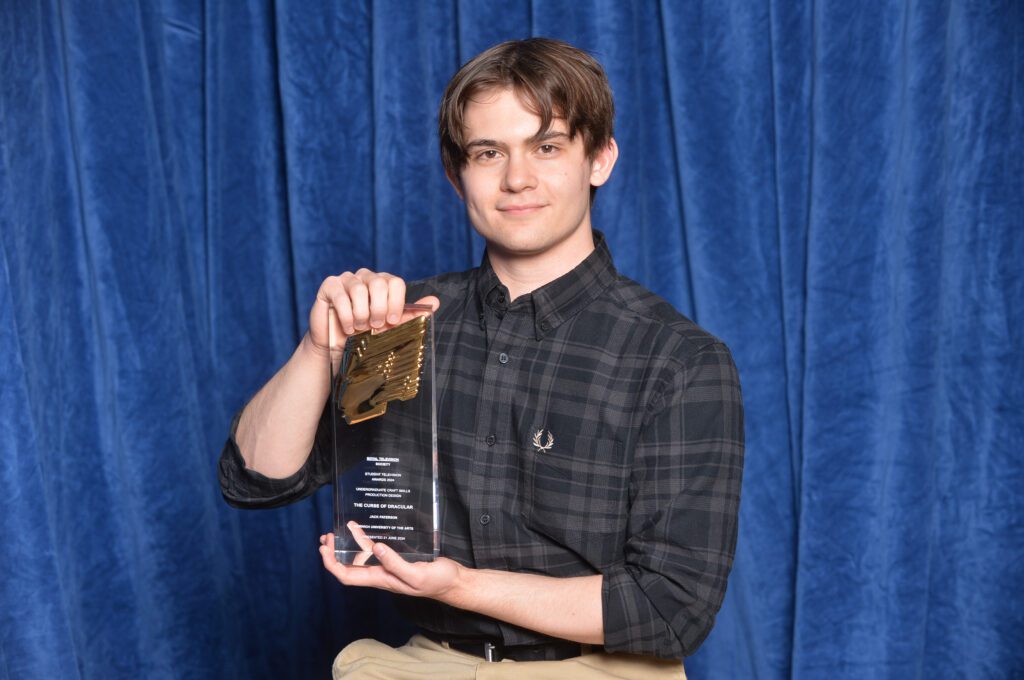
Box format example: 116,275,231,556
219,234,744,658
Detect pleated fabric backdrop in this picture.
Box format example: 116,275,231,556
1,1,1021,678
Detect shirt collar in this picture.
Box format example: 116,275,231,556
474,231,618,340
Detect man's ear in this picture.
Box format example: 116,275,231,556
589,138,619,188
445,168,465,200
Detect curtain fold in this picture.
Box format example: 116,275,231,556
1,1,1020,678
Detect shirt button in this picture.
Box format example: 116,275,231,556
498,352,509,364
485,434,496,446
479,514,491,525
539,320,550,332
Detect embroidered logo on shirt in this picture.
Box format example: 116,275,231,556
532,429,554,453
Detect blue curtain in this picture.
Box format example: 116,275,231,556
2,1,1021,678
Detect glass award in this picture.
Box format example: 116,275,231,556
328,304,439,565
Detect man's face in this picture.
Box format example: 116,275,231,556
451,88,617,261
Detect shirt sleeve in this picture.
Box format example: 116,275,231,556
217,402,334,509
601,341,745,658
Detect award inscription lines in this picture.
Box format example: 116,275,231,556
353,455,416,539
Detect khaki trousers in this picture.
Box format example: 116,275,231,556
332,634,686,680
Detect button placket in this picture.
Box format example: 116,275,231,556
467,307,528,569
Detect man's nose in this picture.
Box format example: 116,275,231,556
501,153,536,192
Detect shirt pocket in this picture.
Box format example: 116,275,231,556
520,436,629,568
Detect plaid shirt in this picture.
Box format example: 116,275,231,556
219,234,744,658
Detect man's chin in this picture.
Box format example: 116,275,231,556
474,221,592,260
483,235,552,259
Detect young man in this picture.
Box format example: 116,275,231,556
219,38,744,679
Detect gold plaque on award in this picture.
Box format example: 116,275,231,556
334,315,428,425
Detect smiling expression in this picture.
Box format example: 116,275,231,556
450,88,618,266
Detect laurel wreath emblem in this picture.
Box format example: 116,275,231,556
532,429,554,452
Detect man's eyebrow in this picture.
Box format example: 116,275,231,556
465,138,501,149
464,130,570,150
528,130,570,144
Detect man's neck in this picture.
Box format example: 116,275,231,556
487,228,596,301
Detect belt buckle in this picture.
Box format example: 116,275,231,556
484,641,497,662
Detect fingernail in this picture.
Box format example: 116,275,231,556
373,543,386,556
387,314,399,324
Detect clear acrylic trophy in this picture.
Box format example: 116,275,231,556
328,304,439,565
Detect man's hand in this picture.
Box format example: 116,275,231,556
308,269,439,354
319,523,462,600
318,523,605,645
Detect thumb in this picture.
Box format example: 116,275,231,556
414,295,441,313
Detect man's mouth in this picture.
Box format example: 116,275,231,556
497,204,545,215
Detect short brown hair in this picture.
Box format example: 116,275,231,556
438,38,615,180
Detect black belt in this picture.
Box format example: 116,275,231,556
423,631,601,662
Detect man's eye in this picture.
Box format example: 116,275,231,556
538,144,557,154
476,149,500,160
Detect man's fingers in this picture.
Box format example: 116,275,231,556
343,273,371,331
319,534,369,580
319,545,406,591
319,534,347,575
370,542,421,587
311,278,349,344
366,276,391,329
324,307,345,349
333,526,411,584
386,276,407,325
399,295,441,324
345,522,378,566
331,294,355,337
317,275,356,336
319,531,441,597
414,295,441,313
347,521,375,552
310,271,422,346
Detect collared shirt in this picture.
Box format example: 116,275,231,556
219,233,744,658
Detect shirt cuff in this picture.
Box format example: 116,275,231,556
601,560,713,659
217,410,316,508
